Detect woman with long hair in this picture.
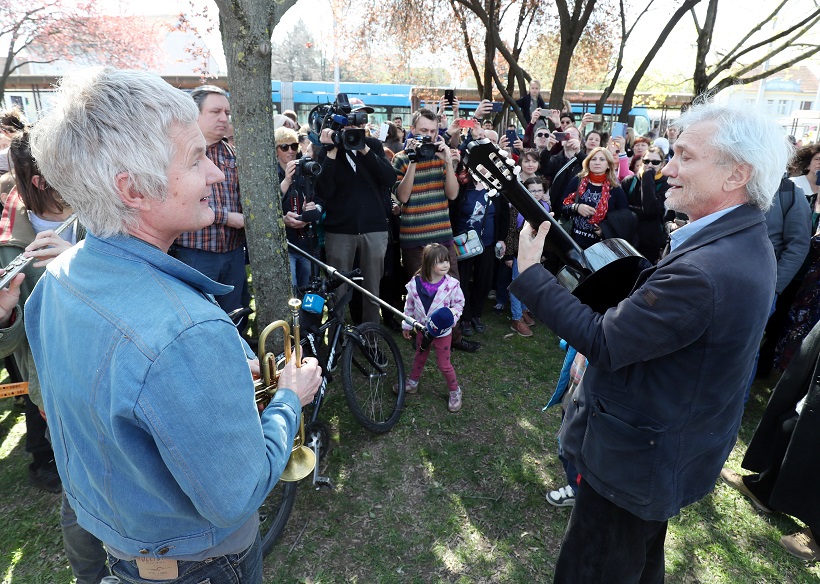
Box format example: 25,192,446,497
561,147,628,249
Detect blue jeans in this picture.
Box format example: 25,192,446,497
108,531,262,584
61,491,109,584
289,250,313,290
171,246,248,313
509,259,528,321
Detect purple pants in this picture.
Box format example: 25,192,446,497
410,331,459,392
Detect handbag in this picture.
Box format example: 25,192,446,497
453,229,483,260
453,192,490,261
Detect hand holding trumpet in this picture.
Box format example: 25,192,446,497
277,355,322,407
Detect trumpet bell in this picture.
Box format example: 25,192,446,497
279,445,316,482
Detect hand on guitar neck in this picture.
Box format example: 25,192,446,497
518,221,551,274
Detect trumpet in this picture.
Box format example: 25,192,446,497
254,298,316,482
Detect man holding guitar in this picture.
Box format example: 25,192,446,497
513,101,791,582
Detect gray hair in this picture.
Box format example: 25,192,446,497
30,67,199,237
672,99,793,211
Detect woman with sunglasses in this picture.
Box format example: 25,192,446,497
561,147,628,250
276,126,320,289
620,145,670,263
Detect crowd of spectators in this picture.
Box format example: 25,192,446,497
3,71,820,583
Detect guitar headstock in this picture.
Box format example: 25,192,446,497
462,139,520,197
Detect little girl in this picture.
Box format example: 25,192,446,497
401,243,465,412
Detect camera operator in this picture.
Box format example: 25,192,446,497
276,126,322,289
315,99,396,324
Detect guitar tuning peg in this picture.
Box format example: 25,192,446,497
512,166,521,175
488,189,498,197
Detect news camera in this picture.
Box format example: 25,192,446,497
308,93,367,151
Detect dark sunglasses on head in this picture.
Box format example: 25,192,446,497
643,158,663,166
277,143,299,152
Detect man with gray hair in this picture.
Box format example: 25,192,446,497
26,67,322,583
513,100,792,582
171,84,248,314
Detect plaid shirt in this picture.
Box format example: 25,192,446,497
175,140,245,253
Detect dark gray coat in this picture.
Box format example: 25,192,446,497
511,204,776,521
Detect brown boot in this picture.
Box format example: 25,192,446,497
780,527,820,561
511,320,533,337
522,310,536,327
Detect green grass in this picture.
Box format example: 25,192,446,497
2,305,819,582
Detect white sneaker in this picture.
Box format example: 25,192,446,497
546,485,576,507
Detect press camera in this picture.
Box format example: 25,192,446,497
308,93,367,151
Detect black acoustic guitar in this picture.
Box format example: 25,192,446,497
462,138,651,313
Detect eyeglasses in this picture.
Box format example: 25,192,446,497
535,133,549,138
642,158,663,166
277,143,299,152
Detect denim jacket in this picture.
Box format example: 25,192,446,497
25,234,301,558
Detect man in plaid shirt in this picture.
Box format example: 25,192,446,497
172,85,248,313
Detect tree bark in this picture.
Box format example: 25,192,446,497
214,0,297,329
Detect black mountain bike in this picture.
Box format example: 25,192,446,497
255,269,408,556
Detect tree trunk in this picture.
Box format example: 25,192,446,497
548,0,598,110
619,0,701,121
691,0,718,97
215,0,296,329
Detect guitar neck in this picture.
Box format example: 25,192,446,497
503,178,590,275
462,138,589,275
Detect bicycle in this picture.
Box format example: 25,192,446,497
251,264,415,557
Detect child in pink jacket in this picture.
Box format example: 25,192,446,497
401,243,465,412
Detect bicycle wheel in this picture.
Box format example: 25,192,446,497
341,322,405,433
259,480,297,557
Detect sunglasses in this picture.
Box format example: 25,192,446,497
643,158,663,166
277,143,299,152
535,133,549,138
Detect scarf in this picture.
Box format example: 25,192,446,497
562,176,611,225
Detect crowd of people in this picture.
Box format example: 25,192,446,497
0,68,819,584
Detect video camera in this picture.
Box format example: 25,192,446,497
407,134,438,163
308,93,367,151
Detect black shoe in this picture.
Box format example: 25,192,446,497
472,317,486,334
461,321,474,337
29,463,62,494
452,338,480,352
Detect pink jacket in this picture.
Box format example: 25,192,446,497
402,275,465,336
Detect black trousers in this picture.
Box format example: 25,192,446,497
554,479,667,584
458,247,495,322
24,394,54,468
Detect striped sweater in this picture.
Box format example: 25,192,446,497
393,152,454,248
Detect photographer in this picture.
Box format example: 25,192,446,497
393,107,480,352
276,126,321,289
315,98,396,324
